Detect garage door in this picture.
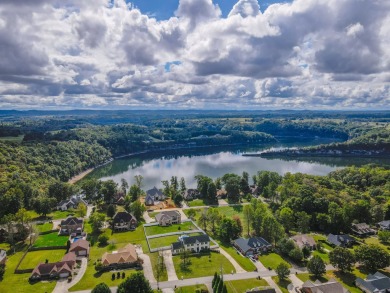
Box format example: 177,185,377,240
60,272,69,278
78,250,87,256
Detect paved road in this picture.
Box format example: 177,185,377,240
289,274,304,292
219,247,246,273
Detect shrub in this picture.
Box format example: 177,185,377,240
98,234,109,246
112,273,115,280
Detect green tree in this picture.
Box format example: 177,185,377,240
224,176,241,203
128,200,145,221
276,262,290,280
120,178,129,194
101,180,118,203
33,196,54,216
302,246,311,259
134,175,144,189
307,255,326,278
186,208,196,220
207,208,221,233
128,184,142,202
261,214,284,245
329,247,355,273
289,247,303,262
378,230,390,243
219,218,241,242
92,282,111,293
76,203,87,218
89,212,106,233
207,182,217,203
243,205,254,236
117,272,153,293
98,234,109,246
199,209,209,232
278,207,294,232
296,211,311,233
180,177,186,196
355,244,390,272
107,204,116,218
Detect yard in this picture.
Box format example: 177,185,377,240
145,221,198,236
297,268,367,293
312,249,330,264
174,284,208,292
187,199,214,207
272,276,290,293
36,222,54,233
173,252,235,279
217,241,256,271
258,252,290,270
18,249,67,270
33,232,68,248
225,278,269,293
0,248,57,293
148,233,204,250
310,233,334,251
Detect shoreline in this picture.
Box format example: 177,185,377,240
68,168,95,184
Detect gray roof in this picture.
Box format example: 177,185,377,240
327,234,354,246
233,237,271,253
245,289,276,293
302,279,349,293
356,272,390,293
61,217,83,226
171,241,183,250
146,187,163,197
182,234,210,245
113,212,136,224
379,220,390,228
0,250,6,261
155,211,181,222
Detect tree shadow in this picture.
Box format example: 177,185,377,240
333,271,358,288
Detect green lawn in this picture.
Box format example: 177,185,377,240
312,249,330,264
310,234,334,251
19,249,67,270
145,222,198,236
148,212,159,218
148,233,204,250
258,253,290,270
225,278,269,293
187,199,213,207
297,268,367,293
149,252,168,282
365,236,390,251
173,252,235,279
0,247,57,293
36,222,54,233
33,232,68,248
49,210,76,220
70,225,152,291
272,276,290,293
0,135,24,143
217,241,256,271
174,284,208,292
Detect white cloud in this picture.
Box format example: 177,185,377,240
0,0,389,109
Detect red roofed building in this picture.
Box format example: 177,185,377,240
30,252,76,280
69,239,90,257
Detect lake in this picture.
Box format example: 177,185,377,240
84,137,390,189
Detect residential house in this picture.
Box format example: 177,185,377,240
0,223,28,242
112,212,137,231
60,217,83,235
0,250,6,265
69,239,90,257
351,223,376,237
356,272,390,293
145,194,155,206
245,289,276,293
101,244,138,269
113,193,126,205
155,211,181,226
291,234,316,250
327,234,355,247
184,189,199,201
301,279,349,293
249,185,260,197
217,189,227,199
147,187,165,201
56,195,88,211
30,252,76,280
378,220,390,231
232,237,272,256
171,234,210,255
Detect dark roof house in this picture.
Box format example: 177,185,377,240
112,211,137,231
378,220,390,231
233,237,272,256
60,217,83,235
327,234,355,247
184,189,199,200
356,272,390,293
146,187,165,200
291,234,316,250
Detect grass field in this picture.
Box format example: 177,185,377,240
49,210,76,220
187,199,214,207
173,252,235,279
33,232,68,247
0,248,57,293
217,241,256,271
272,276,290,293
19,249,66,270
258,253,290,270
365,236,390,251
225,278,269,293
310,234,334,251
174,284,208,292
36,222,54,233
148,233,204,250
145,222,198,236
149,252,168,282
0,135,24,143
312,249,330,264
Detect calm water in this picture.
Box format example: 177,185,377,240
85,138,390,189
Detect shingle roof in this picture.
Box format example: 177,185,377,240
61,252,76,263
233,237,271,253
172,241,184,250
146,187,163,197
182,234,210,245
155,211,180,222
31,260,74,277
113,212,136,224
102,244,137,266
291,234,316,248
0,250,6,261
70,239,89,252
327,234,354,246
356,272,390,292
61,216,83,226
302,279,349,293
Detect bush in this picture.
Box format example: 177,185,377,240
95,262,103,272
122,272,125,279
0,264,5,280
117,272,121,279
98,234,109,246
92,282,111,293
112,273,115,280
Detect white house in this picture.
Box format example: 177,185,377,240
155,211,181,226
171,234,210,255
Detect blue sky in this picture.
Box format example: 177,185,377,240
127,0,290,20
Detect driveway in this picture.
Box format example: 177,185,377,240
289,274,303,292
52,219,62,230
52,257,88,293
162,250,178,281
219,247,246,273
263,276,283,293
136,246,157,283
143,211,154,223
86,205,93,219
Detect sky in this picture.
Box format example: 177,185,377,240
0,0,389,110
